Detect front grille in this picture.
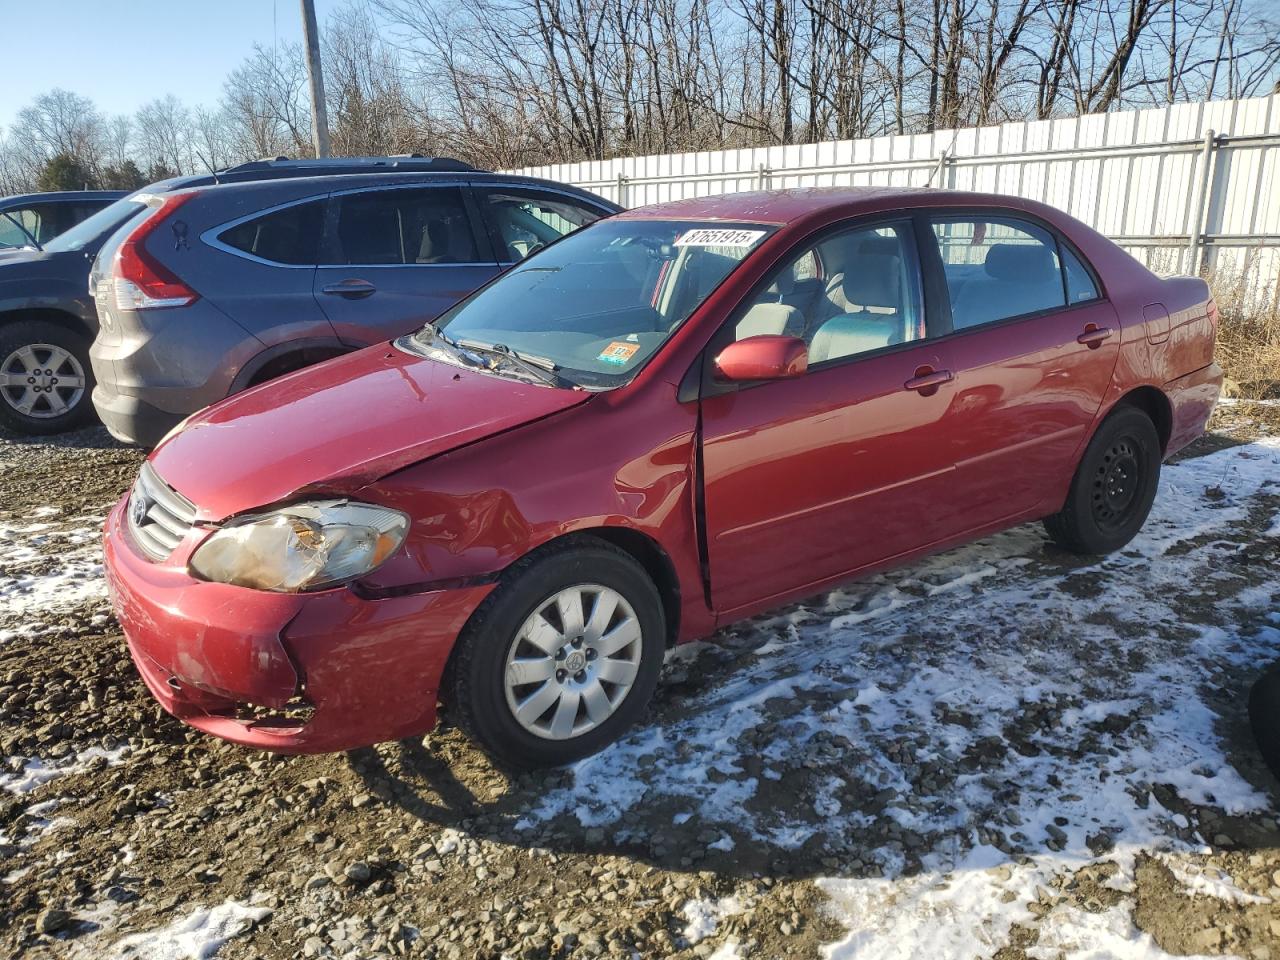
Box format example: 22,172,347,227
126,462,197,560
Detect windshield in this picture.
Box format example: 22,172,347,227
401,218,772,388
43,196,146,252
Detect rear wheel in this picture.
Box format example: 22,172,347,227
1044,405,1161,555
449,537,665,769
0,320,96,435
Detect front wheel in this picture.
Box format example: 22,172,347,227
449,537,666,769
1044,405,1161,555
0,319,97,435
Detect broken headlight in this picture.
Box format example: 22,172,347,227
189,501,409,592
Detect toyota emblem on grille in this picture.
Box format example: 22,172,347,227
130,490,151,527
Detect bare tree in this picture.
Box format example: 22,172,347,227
135,95,193,175
221,43,313,159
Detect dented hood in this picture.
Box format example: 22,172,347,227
150,344,590,521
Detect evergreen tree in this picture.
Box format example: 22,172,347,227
37,153,98,191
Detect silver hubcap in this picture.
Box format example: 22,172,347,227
0,343,86,419
503,584,643,741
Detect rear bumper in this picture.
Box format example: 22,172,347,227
103,497,494,753
89,301,253,447
1165,361,1223,458
92,385,180,447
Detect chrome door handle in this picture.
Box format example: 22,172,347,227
1077,325,1113,348
903,369,954,393
322,279,377,299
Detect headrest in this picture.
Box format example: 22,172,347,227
418,220,450,261
738,302,799,339
857,235,900,257
985,243,1056,282
842,254,900,310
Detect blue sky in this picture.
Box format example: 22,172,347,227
0,0,360,128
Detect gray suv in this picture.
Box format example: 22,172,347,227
89,158,618,446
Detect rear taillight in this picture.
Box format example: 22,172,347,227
113,192,199,310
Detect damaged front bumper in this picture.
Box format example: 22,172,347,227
103,497,494,753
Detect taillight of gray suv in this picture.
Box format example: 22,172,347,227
89,164,619,446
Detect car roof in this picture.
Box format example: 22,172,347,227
0,190,127,207
615,186,1060,226
175,170,622,209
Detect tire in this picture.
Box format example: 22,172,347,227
1043,405,1161,555
0,319,97,435
449,536,666,769
1248,660,1280,781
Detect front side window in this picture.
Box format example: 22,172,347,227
482,189,605,263
0,213,35,248
219,200,324,265
333,187,478,265
734,222,924,365
931,217,1069,329
401,219,772,388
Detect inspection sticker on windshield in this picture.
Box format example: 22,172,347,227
598,341,640,366
674,228,766,248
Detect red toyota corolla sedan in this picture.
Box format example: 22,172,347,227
103,187,1222,768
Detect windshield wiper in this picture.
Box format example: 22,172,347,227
453,339,577,389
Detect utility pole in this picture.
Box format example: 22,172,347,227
300,0,331,158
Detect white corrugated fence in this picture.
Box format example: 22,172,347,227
510,95,1280,303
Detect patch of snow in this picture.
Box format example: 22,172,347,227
1,745,130,794
682,894,746,943
1159,856,1273,905
707,942,744,960
108,900,271,960
0,514,108,638
1028,902,1225,960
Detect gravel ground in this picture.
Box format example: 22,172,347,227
1,403,1278,960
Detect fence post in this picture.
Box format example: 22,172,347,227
616,173,628,208
927,150,949,187
757,163,771,190
1187,130,1218,275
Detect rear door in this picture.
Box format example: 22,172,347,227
700,219,959,615
313,184,499,346
922,213,1120,534
199,194,334,347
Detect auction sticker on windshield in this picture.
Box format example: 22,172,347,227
598,341,641,366
674,228,767,247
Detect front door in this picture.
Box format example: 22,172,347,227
700,220,958,615
314,184,499,346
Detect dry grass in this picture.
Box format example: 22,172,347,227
1208,269,1280,400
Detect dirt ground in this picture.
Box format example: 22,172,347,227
1,401,1278,960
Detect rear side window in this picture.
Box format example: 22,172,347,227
1061,245,1100,304
219,200,324,265
332,187,477,265
931,217,1068,329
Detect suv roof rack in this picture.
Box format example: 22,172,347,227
215,156,477,179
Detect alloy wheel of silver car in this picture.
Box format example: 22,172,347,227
0,342,87,419
503,584,644,740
